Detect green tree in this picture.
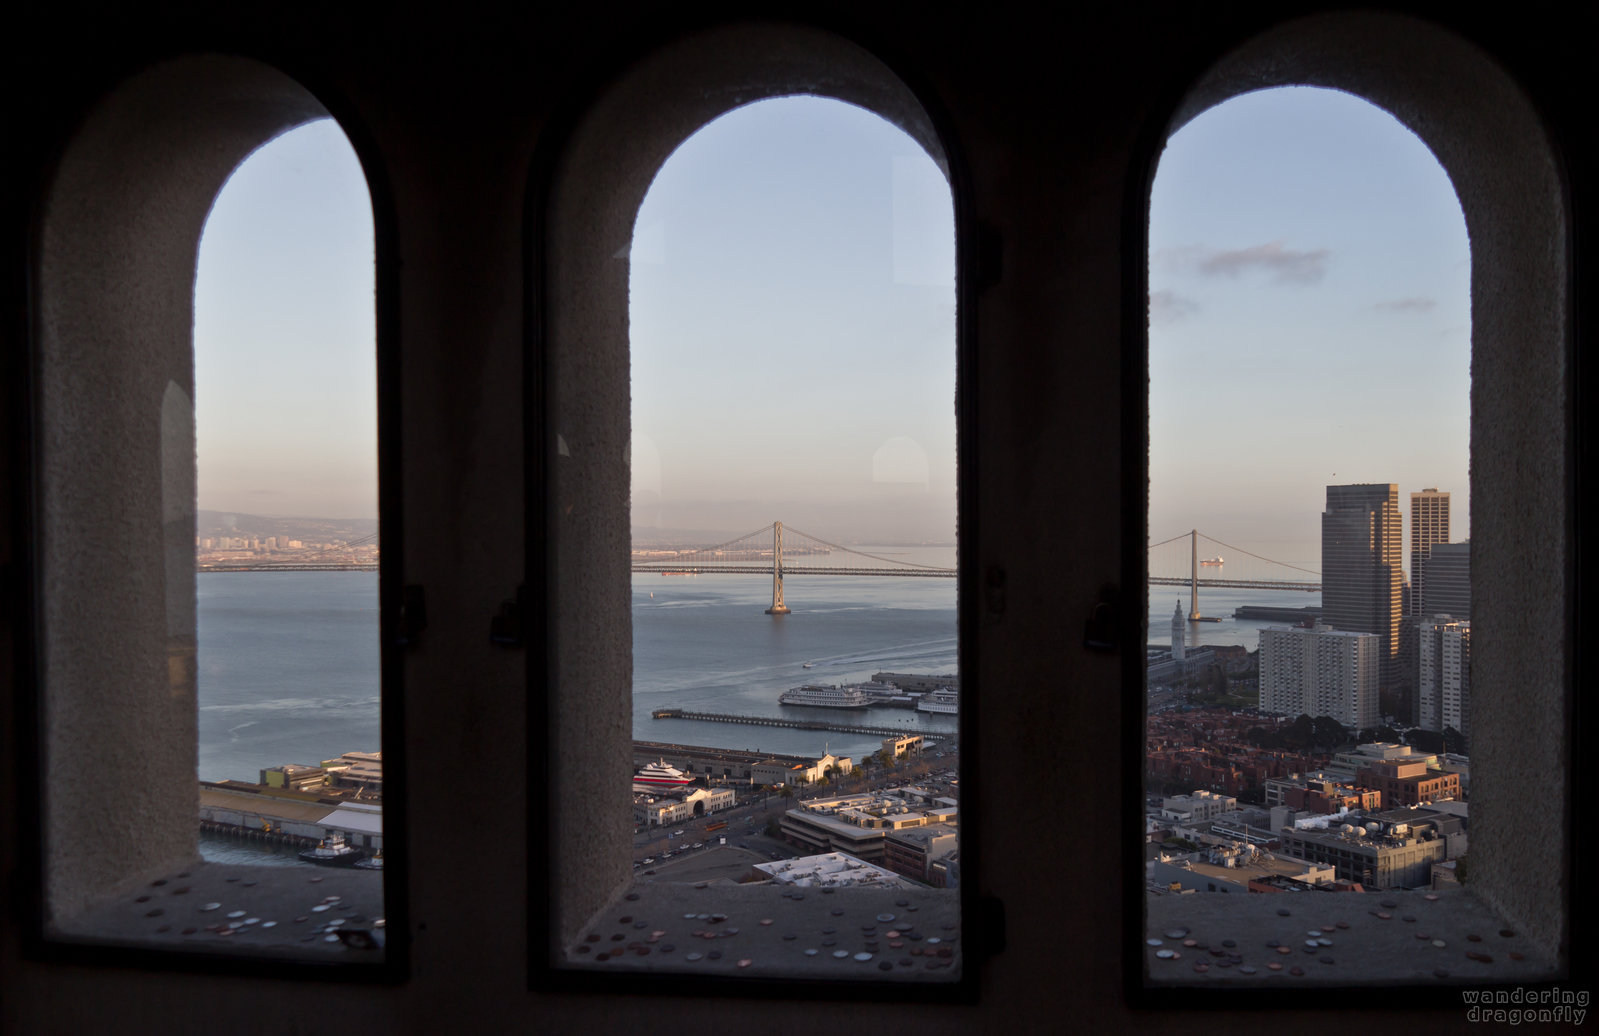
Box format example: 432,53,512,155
1311,715,1349,749
1282,714,1317,750
1406,728,1445,754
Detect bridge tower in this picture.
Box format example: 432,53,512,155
1189,529,1202,621
765,521,791,615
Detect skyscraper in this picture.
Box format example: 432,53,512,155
1421,541,1471,619
1322,483,1402,692
1409,488,1450,616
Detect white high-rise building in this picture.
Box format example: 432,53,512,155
1170,599,1185,661
1418,616,1471,738
1258,622,1380,731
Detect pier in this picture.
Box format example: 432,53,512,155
651,708,952,741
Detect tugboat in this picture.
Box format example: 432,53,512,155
298,832,368,867
353,851,384,871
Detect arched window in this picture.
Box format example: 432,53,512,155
1136,13,1570,997
30,56,399,973
537,25,970,993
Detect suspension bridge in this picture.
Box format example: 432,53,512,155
1148,529,1320,621
632,521,955,614
634,522,1318,617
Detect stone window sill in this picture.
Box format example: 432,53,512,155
1145,889,1559,987
562,881,961,983
46,861,387,964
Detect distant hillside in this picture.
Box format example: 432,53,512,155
198,510,378,544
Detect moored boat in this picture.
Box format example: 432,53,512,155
298,832,368,867
633,758,696,791
779,683,871,709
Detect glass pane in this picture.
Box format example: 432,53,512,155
1145,88,1470,980
192,120,385,943
604,95,959,979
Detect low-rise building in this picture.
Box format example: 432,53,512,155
779,792,957,863
882,822,959,886
1147,843,1335,894
751,751,854,787
634,786,736,827
320,751,383,797
1324,742,1439,782
259,763,327,793
1355,758,1462,807
1278,811,1459,889
748,851,906,889
880,735,924,759
1263,771,1383,814
1160,790,1237,823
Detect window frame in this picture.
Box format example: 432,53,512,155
525,20,983,1001
1124,11,1584,1005
18,52,409,981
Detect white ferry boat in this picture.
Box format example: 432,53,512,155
852,680,917,708
632,759,696,791
778,683,871,709
916,687,959,714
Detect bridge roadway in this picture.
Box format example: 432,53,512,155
199,563,379,573
652,708,952,741
634,565,954,577
1149,576,1320,592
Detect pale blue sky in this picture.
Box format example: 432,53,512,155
1150,87,1470,571
193,88,1469,565
194,120,376,519
629,97,956,542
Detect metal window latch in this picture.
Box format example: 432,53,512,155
1083,586,1119,652
398,584,427,647
490,584,527,646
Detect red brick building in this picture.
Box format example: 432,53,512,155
1356,759,1462,807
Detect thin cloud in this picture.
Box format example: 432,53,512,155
1196,241,1329,284
1149,289,1199,325
1373,296,1436,314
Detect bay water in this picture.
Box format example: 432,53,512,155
196,562,1318,783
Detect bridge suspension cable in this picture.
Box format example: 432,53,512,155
780,526,956,572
